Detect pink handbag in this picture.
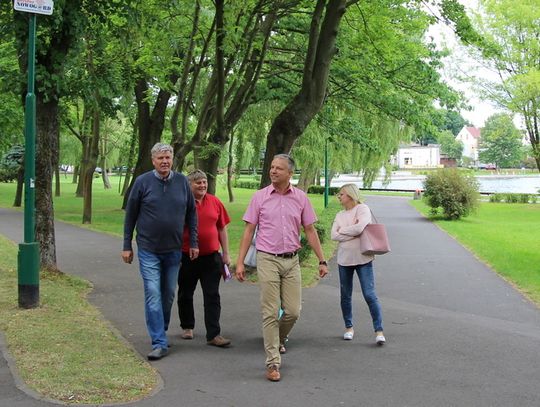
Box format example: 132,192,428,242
359,210,391,256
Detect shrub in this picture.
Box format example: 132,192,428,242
307,185,339,195
0,168,18,183
423,168,480,220
489,193,503,203
0,145,24,183
234,180,259,189
490,193,537,204
298,216,328,262
505,193,519,203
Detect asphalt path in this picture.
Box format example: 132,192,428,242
0,195,539,407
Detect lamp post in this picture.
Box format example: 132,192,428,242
323,137,333,208
14,0,54,308
18,13,39,309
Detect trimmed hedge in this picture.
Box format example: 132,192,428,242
234,180,259,189
298,223,327,263
234,183,341,195
307,185,339,195
489,193,538,204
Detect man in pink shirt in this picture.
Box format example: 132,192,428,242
236,154,329,382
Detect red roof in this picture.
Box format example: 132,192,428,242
466,127,481,138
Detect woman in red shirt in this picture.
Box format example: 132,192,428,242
177,170,231,347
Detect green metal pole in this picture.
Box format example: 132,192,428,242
18,13,40,309
324,138,329,208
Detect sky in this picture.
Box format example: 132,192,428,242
427,0,505,128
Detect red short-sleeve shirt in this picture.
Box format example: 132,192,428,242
182,193,230,255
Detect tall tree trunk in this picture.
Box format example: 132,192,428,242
227,132,234,203
100,129,111,189
82,110,100,224
81,167,95,224
523,111,540,172
55,166,60,196
260,0,348,187
100,156,111,189
72,165,79,184
14,167,24,207
211,0,228,198
36,96,58,271
195,148,221,194
297,165,318,192
76,138,90,197
121,124,137,196
76,169,84,196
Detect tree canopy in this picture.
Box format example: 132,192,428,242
479,113,523,168
0,0,479,267
465,0,540,171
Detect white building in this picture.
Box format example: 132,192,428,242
456,126,481,162
394,144,441,169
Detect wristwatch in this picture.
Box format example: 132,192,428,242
319,260,328,266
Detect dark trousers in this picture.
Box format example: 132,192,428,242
177,252,222,341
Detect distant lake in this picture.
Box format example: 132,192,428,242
330,174,540,194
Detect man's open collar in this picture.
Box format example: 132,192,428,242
153,169,173,181
269,183,293,194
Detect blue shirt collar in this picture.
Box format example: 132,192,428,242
153,169,173,181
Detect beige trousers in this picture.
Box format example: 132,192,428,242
256,251,302,367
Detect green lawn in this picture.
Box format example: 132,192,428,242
0,235,157,404
410,199,540,305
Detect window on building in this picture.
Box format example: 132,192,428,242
404,157,412,165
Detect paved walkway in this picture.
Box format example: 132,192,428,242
1,196,539,407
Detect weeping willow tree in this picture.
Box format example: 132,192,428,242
292,123,326,191
352,115,412,187
234,102,283,171
292,106,412,191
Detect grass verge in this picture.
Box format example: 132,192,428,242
410,199,540,306
0,235,158,404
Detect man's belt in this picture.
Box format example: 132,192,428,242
258,250,299,259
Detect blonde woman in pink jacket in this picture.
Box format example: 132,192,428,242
331,183,385,345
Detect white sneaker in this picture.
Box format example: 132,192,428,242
376,334,386,346
343,330,354,340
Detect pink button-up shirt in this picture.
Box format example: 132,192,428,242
243,184,317,254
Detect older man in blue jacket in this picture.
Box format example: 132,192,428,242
122,143,198,360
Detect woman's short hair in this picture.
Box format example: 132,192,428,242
151,143,173,157
187,169,207,182
340,183,364,204
273,153,295,172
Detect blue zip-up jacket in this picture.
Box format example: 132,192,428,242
123,170,198,253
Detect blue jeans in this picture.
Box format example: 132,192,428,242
338,261,383,332
138,249,182,349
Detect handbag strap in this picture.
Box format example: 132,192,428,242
368,207,379,224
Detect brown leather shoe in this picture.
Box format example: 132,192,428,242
266,364,280,382
279,343,286,354
207,335,231,347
